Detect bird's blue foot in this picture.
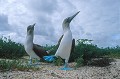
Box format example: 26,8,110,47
43,55,56,62
28,58,40,66
59,63,73,70
60,67,73,70
28,58,32,65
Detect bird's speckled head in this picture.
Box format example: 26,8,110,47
62,11,80,29
27,23,35,35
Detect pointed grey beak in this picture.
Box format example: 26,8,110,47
33,23,36,27
32,23,36,28
69,11,80,23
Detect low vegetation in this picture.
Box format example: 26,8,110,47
0,59,40,72
0,37,26,59
0,37,120,71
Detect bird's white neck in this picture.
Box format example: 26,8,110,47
62,23,70,33
26,33,34,44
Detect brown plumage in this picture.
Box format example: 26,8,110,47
33,44,48,59
71,39,75,53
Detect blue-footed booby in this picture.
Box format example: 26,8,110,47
44,11,80,70
24,23,48,65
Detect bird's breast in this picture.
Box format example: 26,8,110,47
55,30,72,59
63,30,72,43
24,36,33,52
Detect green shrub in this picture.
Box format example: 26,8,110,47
0,59,40,72
69,39,104,62
107,52,120,59
104,46,120,58
53,56,64,66
0,37,26,59
75,56,84,68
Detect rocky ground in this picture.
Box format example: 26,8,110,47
0,59,120,79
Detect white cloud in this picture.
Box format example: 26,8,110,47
0,0,119,47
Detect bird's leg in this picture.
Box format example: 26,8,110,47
64,62,68,68
60,59,73,70
35,58,40,65
29,57,32,65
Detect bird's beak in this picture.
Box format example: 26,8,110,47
33,23,36,27
69,11,80,23
32,23,36,28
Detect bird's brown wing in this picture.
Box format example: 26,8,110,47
57,35,64,46
71,39,75,53
33,44,48,59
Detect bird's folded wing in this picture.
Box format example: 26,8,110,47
33,44,48,58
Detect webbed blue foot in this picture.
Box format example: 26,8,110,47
60,62,73,70
28,58,40,66
60,67,73,70
28,62,40,66
43,55,56,62
28,58,32,65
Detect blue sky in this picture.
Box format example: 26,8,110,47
0,0,120,47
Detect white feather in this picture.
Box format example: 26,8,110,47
24,33,39,59
55,29,72,60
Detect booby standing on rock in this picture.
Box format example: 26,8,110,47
44,11,80,70
24,23,48,65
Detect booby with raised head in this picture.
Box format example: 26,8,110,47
24,23,48,65
44,11,80,70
